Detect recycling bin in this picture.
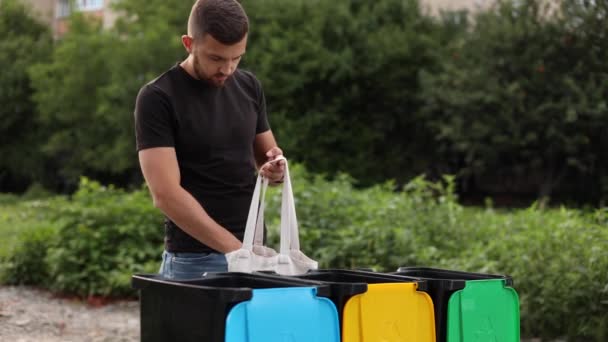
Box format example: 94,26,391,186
285,269,436,342
393,267,520,342
132,272,340,342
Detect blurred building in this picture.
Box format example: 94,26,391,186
21,0,117,37
21,0,504,38
422,0,494,14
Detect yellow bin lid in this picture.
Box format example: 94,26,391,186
343,282,436,341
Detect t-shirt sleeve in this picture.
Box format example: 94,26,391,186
134,84,175,151
254,78,270,134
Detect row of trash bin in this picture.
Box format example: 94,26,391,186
131,267,520,342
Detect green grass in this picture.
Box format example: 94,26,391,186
0,195,63,259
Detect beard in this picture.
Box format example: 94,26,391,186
192,54,228,88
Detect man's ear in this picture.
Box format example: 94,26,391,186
181,35,193,54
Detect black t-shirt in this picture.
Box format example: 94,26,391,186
134,64,270,253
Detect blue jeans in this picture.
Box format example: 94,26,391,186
158,251,228,279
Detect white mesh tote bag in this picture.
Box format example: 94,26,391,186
225,156,318,275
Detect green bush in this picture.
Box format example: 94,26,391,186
244,0,443,186
0,197,63,284
261,165,607,340
26,0,195,191
0,0,52,191
433,205,608,340
28,15,123,191
1,170,606,338
43,178,163,297
264,168,463,270
422,0,608,202
3,0,606,204
0,193,19,206
0,223,57,285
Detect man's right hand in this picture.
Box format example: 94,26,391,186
260,147,285,184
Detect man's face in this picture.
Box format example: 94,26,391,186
189,34,247,87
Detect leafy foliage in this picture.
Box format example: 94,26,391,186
25,0,193,191
243,0,444,185
438,206,608,340
44,178,163,296
421,0,608,201
0,198,61,284
3,169,607,338
28,15,125,191
0,169,606,338
0,0,52,191
0,223,57,285
0,179,163,296
1,0,606,203
264,166,608,340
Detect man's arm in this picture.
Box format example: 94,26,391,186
254,130,285,184
138,147,242,253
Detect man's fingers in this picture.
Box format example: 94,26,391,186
260,161,285,183
263,157,285,171
265,146,283,159
260,149,285,184
260,172,282,182
267,161,284,171
261,166,283,177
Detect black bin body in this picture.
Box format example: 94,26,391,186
392,267,513,342
132,272,331,342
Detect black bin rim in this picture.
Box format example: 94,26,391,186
201,271,335,297
132,272,333,297
394,266,514,287
292,269,429,292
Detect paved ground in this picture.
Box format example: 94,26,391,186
0,285,139,342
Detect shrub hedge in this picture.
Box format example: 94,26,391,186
1,171,606,339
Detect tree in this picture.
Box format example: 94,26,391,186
29,14,118,191
27,0,193,190
243,0,444,186
0,0,52,191
421,0,608,202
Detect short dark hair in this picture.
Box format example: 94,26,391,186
188,0,249,44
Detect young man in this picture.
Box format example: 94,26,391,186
134,0,285,279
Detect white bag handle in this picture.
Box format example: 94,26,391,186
228,155,317,275
253,175,268,247
241,156,300,252
280,161,300,253
242,174,266,250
